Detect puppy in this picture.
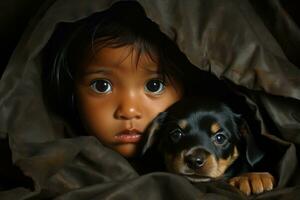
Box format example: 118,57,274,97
142,97,275,196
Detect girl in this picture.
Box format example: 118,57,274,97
42,1,190,158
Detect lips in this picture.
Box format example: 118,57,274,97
114,129,142,143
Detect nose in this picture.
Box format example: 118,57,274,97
185,154,205,170
114,91,142,120
184,148,208,170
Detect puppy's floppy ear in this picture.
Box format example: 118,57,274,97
239,119,265,167
142,112,168,155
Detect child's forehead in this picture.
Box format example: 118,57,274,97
89,46,158,67
81,45,160,72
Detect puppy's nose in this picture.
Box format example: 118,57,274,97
185,154,204,170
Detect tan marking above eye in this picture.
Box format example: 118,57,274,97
178,120,188,130
211,122,221,135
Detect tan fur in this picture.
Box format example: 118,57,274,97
210,122,221,135
229,172,275,196
209,146,239,178
198,154,218,176
164,152,186,173
165,146,239,179
178,120,188,130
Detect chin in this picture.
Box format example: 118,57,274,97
116,143,140,158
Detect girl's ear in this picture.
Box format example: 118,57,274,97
142,112,168,155
239,119,265,167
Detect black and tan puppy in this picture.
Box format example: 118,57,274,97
142,97,275,196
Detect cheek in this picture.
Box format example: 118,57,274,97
75,93,115,141
155,88,182,112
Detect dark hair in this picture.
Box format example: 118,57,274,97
42,1,192,124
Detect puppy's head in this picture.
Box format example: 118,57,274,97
143,97,264,182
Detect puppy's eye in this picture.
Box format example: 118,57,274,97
169,128,183,143
213,132,228,146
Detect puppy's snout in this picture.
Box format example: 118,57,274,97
184,149,207,170
185,154,204,169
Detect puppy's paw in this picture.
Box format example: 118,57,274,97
228,172,275,196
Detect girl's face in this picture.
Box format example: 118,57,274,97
75,46,183,158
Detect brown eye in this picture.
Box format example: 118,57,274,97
169,128,183,143
212,132,228,146
90,79,112,94
145,79,165,94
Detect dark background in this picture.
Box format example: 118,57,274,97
0,0,44,77
0,0,299,78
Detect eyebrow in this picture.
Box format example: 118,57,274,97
82,66,112,76
142,66,159,73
